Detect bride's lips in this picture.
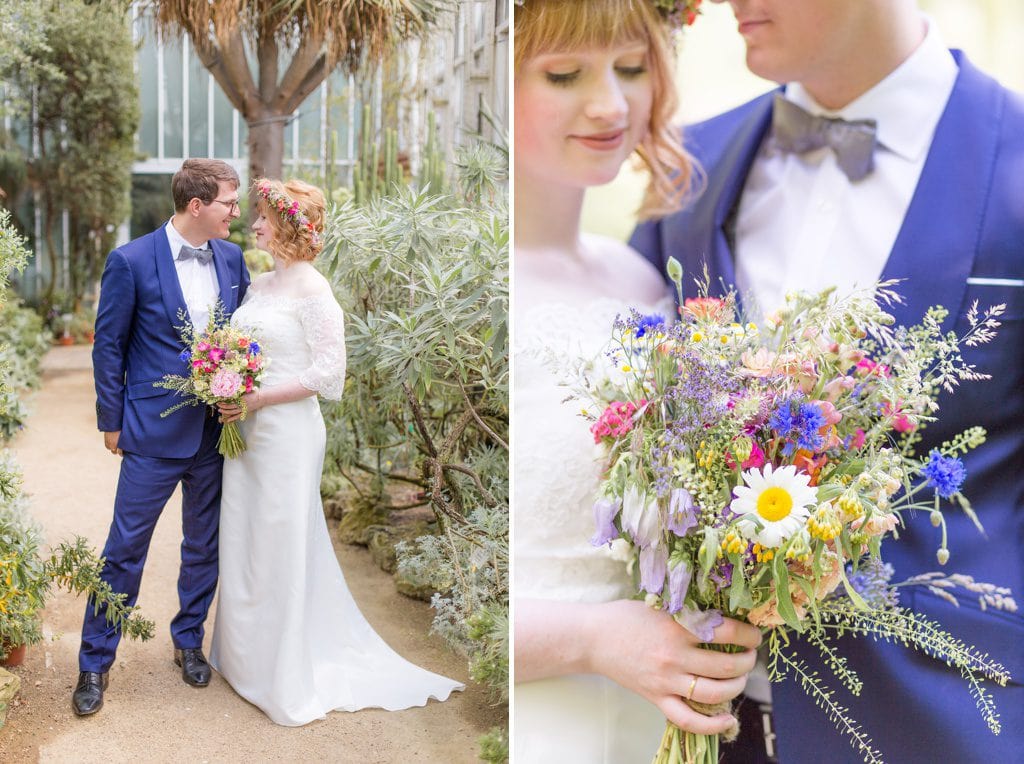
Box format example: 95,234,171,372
572,129,626,151
737,18,770,36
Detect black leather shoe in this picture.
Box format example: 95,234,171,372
72,671,109,716
174,647,211,687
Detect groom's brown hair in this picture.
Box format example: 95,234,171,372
172,159,240,211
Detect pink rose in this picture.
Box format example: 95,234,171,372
208,347,226,363
210,369,242,398
196,341,211,353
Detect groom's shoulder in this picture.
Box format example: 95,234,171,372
113,229,160,261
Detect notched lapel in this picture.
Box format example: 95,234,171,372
154,231,191,328
211,240,237,313
881,53,1002,330
695,93,775,301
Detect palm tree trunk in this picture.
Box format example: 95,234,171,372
245,112,287,200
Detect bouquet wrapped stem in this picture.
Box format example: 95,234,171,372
218,417,246,458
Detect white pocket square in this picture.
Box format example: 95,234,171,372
231,284,239,290
965,277,1024,287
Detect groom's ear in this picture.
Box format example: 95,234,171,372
187,197,204,217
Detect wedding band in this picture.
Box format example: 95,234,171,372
686,676,699,701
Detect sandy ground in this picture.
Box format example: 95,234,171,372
0,346,504,763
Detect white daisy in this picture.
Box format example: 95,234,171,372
731,463,818,548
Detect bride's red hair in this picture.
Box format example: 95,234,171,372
254,178,326,264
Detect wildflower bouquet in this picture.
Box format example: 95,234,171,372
574,259,1013,764
156,303,266,458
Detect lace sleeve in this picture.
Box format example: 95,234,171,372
297,291,347,400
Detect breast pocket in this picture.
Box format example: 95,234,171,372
962,279,1024,322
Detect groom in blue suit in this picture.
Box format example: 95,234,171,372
632,1,1024,761
73,159,250,716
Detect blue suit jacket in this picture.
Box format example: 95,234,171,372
93,229,250,459
632,52,1024,763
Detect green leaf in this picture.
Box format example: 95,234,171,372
772,553,804,631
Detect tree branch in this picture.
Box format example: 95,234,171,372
275,33,325,111
188,31,252,113
281,54,329,115
442,463,499,507
256,29,279,103
403,381,438,457
459,380,508,451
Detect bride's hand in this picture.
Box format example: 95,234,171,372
217,391,263,423
588,600,760,735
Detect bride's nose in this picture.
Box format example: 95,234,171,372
583,69,629,124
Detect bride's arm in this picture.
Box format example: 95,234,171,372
219,288,347,422
516,598,761,735
217,379,315,421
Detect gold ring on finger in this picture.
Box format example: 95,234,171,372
686,675,699,701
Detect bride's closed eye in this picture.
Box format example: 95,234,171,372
544,64,647,87
546,70,581,86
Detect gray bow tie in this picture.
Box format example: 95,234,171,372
178,245,213,265
771,94,878,182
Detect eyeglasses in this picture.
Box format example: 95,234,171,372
208,198,240,213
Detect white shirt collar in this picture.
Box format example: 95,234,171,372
785,16,957,162
165,219,210,260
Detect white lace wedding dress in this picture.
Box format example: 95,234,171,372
514,292,671,762
210,289,463,726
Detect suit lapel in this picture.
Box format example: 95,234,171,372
880,52,1001,330
154,229,191,329
692,93,775,302
210,239,237,314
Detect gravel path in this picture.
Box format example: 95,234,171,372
0,346,501,763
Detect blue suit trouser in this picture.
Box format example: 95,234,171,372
78,414,223,673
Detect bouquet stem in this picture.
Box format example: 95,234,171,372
653,723,719,764
217,421,246,458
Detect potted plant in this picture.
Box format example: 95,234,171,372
0,462,153,665
69,305,96,344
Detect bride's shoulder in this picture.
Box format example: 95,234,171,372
580,233,667,304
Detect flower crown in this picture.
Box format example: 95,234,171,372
514,0,702,29
255,180,322,247
655,0,702,28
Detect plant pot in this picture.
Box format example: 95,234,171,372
0,643,26,668
58,335,75,346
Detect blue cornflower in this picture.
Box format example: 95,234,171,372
769,402,795,434
249,341,261,354
771,398,826,455
635,313,666,338
923,449,966,499
795,402,826,451
178,349,191,363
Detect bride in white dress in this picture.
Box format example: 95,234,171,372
513,2,760,761
211,178,463,726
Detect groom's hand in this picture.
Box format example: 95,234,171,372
103,430,123,456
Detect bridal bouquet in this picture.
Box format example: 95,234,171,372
156,303,266,458
572,259,1014,764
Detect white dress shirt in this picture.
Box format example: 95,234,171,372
164,220,220,331
734,18,958,318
